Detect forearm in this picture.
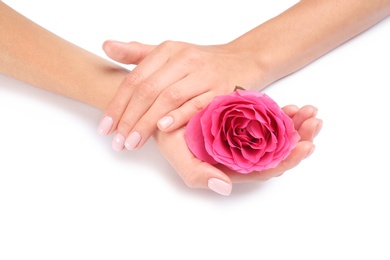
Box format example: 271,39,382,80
0,2,127,110
229,0,390,88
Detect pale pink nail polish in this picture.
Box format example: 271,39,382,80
98,116,113,136
125,131,141,150
112,133,125,151
208,178,232,196
158,116,174,130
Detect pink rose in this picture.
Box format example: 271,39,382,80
185,90,300,174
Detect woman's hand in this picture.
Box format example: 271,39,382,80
98,40,265,151
153,104,322,196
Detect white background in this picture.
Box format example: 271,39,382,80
1,1,389,259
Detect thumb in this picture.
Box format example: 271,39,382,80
154,128,233,196
102,40,155,65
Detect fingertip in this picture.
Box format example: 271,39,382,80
124,131,142,150
157,115,175,131
295,140,314,157
302,104,318,117
208,177,232,196
314,119,323,137
102,40,129,60
112,133,126,151
204,166,232,196
298,117,323,142
102,39,111,48
102,40,115,54
304,144,316,159
283,104,299,109
97,115,114,136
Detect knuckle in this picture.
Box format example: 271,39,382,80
155,40,179,55
160,40,204,67
191,97,206,112
122,70,142,89
162,88,183,105
159,40,176,49
181,170,196,189
183,175,197,189
179,48,203,67
135,80,159,101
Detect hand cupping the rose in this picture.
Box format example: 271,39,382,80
154,99,321,195
105,85,322,196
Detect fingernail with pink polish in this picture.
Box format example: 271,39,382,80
125,131,141,150
98,116,113,136
208,178,232,196
158,116,174,130
112,133,125,151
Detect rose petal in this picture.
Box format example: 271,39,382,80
185,107,217,164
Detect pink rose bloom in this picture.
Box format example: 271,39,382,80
185,90,300,174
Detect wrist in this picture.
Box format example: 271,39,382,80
224,37,280,91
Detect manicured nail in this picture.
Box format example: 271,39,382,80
112,133,125,151
208,178,232,196
157,116,174,130
125,131,141,150
97,116,113,136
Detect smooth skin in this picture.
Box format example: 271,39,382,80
1,1,318,196
99,0,390,152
